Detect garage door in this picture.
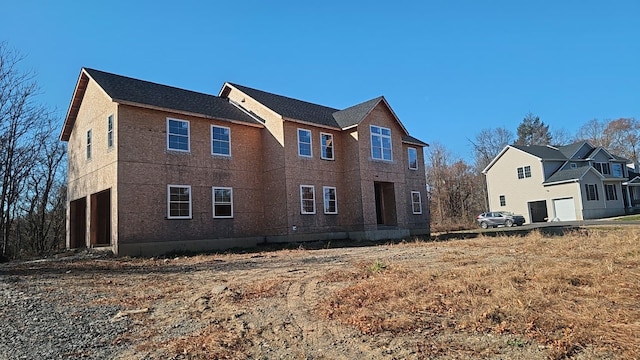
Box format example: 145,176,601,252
553,198,577,221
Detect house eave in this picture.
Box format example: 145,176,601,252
116,99,264,128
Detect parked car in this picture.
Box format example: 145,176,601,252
476,211,526,229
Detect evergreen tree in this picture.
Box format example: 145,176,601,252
515,113,552,146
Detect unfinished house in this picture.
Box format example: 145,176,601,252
61,68,429,256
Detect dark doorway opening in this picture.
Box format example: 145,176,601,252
90,189,111,246
69,197,86,248
528,200,548,223
374,182,397,226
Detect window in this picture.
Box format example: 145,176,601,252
323,186,337,214
585,184,599,201
298,129,312,157
411,191,422,214
107,115,113,149
211,125,231,156
408,147,418,170
517,166,531,179
371,125,392,161
605,184,618,201
612,163,624,178
300,185,315,214
499,195,506,207
167,185,192,219
320,133,334,160
594,162,611,175
212,187,233,218
86,130,92,160
167,118,190,152
570,163,577,169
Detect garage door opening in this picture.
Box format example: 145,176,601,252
528,200,548,223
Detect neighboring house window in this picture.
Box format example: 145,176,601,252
320,133,334,160
371,125,392,161
517,166,531,179
611,163,624,178
212,187,233,218
323,186,337,214
605,184,618,201
107,115,113,149
408,147,418,170
499,195,506,207
585,184,599,201
167,185,192,219
594,162,611,175
167,118,190,152
411,191,423,214
211,125,231,156
298,129,312,157
570,163,577,169
86,130,92,160
300,185,315,214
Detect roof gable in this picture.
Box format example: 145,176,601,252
510,144,567,160
61,68,260,141
224,83,340,128
557,141,593,159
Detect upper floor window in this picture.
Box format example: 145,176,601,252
371,125,392,161
86,130,92,160
408,147,418,170
212,187,233,218
300,185,315,214
517,166,531,179
167,185,192,219
612,163,624,177
320,133,334,160
323,186,337,214
594,162,611,175
499,195,506,206
211,125,231,156
167,118,190,152
411,191,423,214
585,184,599,201
298,128,312,157
107,115,113,149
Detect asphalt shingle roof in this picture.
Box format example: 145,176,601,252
557,141,589,158
511,145,566,160
543,167,591,184
227,83,340,127
333,97,383,128
84,68,259,125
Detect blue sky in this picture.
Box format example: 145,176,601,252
1,0,638,161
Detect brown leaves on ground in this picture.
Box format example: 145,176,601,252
317,229,640,359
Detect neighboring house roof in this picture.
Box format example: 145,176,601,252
543,167,599,185
510,144,566,160
61,68,261,141
558,141,592,159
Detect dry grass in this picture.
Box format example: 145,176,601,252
317,229,640,359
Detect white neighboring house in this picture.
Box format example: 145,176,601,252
483,141,636,223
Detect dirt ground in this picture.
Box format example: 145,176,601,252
2,227,638,359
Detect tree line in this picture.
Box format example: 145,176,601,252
0,42,66,259
427,113,640,232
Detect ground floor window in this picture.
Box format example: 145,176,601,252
168,185,192,219
499,195,506,206
605,184,618,201
213,187,233,218
323,186,337,214
300,185,315,214
411,191,422,214
585,184,599,201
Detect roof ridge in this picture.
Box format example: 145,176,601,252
228,82,340,112
84,67,218,99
